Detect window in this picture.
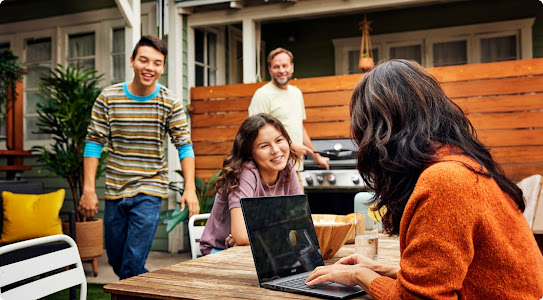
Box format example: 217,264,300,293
390,44,422,64
24,38,52,141
67,32,96,69
480,35,517,63
111,28,125,84
433,40,467,67
194,28,217,86
333,18,533,74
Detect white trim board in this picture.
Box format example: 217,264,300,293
181,0,459,27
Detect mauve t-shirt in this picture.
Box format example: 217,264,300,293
199,161,302,255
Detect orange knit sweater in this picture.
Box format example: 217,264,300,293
369,154,543,299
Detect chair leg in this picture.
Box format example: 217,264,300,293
69,286,76,300
91,257,98,277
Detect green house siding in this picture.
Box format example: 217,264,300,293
261,0,543,79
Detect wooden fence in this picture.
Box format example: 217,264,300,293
190,58,543,182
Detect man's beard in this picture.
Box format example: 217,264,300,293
272,75,291,87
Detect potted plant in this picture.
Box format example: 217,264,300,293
0,50,25,121
358,52,374,72
160,170,221,233
33,65,107,270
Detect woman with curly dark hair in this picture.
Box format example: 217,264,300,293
200,113,302,255
306,59,543,298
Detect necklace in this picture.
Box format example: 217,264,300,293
265,180,279,197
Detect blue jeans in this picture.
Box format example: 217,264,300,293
104,193,162,280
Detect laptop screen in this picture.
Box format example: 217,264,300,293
241,195,324,284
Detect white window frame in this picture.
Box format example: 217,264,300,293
190,26,225,87
18,29,57,149
333,18,534,75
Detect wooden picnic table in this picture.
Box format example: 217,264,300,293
104,234,400,299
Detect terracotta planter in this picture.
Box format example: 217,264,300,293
359,57,375,72
63,218,103,260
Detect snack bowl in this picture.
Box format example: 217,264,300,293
311,214,354,259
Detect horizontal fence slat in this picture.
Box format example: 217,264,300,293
305,122,351,139
455,93,543,114
305,90,353,107
478,129,543,147
191,97,251,114
306,106,350,123
491,146,543,164
193,141,233,155
502,164,543,182
196,155,226,170
196,169,224,179
191,82,265,100
191,127,239,142
468,111,543,130
442,76,543,99
191,112,248,128
191,74,363,100
427,58,543,83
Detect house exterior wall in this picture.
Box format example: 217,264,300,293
261,0,543,79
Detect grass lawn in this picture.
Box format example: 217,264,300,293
42,284,108,300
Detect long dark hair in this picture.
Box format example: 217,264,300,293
216,113,300,195
350,59,524,235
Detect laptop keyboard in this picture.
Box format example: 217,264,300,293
275,274,332,290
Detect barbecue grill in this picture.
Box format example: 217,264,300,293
300,139,370,215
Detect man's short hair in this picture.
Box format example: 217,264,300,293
267,47,294,65
131,35,168,60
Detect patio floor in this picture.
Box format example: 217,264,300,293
84,250,192,284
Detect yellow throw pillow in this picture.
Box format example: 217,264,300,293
1,189,65,243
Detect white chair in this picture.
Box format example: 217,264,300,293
188,213,210,259
517,174,543,232
0,234,87,300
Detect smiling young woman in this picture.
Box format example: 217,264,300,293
199,113,303,256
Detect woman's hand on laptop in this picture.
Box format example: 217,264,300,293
338,254,400,279
305,263,379,292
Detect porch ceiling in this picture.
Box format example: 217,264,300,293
181,0,470,27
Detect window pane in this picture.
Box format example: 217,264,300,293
25,92,45,115
0,42,9,52
195,65,204,86
26,117,50,140
112,28,125,83
195,29,204,63
433,40,467,67
390,45,422,64
112,28,125,52
207,32,217,67
348,50,360,74
26,38,52,62
480,35,516,63
26,63,51,89
68,32,95,58
112,54,125,83
208,69,216,86
69,58,95,69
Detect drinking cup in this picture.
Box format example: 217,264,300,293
354,212,379,261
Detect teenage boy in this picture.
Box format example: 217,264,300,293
79,35,199,279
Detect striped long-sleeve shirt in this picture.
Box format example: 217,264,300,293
86,82,191,200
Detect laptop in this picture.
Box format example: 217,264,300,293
240,194,366,299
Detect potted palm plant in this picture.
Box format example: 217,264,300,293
33,65,107,271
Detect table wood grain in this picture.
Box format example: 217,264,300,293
104,234,400,300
